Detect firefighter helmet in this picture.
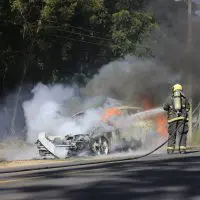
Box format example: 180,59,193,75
172,84,183,92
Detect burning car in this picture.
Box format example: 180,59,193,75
36,106,156,159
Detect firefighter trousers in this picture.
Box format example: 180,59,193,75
167,120,188,149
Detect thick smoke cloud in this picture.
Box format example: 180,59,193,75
84,55,180,106
22,83,122,143
146,0,200,105
22,83,75,143
21,55,175,144
1,55,180,146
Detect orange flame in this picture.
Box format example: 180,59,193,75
101,107,122,123
142,98,168,138
155,114,168,137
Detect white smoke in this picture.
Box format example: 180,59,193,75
22,83,76,143
20,55,177,145
0,55,174,161
20,56,171,153
22,83,122,144
55,109,102,136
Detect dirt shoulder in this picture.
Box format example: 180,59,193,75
0,159,68,169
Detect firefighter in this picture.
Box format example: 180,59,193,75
163,84,190,154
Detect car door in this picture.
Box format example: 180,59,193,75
119,108,147,144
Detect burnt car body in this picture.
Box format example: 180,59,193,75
36,106,153,159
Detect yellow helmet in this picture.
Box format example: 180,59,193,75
172,84,183,92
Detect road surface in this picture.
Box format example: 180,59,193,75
1,150,200,200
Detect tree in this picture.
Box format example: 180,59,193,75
1,0,157,87
110,10,156,57
0,0,157,137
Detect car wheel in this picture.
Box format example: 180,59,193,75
91,136,110,155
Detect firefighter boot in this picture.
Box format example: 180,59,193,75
167,147,174,154
179,146,186,154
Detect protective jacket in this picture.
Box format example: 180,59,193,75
163,91,190,123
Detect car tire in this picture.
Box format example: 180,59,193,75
91,136,110,156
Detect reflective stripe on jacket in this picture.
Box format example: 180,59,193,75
168,116,189,123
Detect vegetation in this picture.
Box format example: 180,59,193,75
0,0,156,95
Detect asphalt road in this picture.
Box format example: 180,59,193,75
1,150,200,200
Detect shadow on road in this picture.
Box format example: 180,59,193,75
1,153,200,200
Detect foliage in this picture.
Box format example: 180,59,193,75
0,0,157,95
111,10,156,57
